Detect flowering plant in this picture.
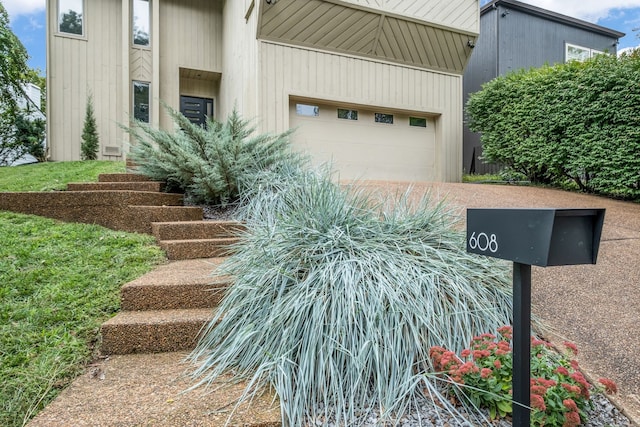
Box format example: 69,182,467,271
429,326,617,426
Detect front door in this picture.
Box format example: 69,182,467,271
180,96,213,127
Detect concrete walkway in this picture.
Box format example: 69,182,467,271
29,183,640,426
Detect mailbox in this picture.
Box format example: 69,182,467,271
466,208,605,267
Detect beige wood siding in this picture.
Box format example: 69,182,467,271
47,0,124,161
158,0,223,129
341,0,479,33
218,0,260,121
258,42,462,181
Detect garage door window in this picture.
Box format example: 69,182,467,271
337,109,358,120
409,117,427,127
296,104,319,117
375,113,394,124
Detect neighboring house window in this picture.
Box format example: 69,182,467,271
133,81,150,123
296,104,319,117
58,0,84,36
375,113,393,124
565,43,603,62
337,109,358,120
133,0,150,47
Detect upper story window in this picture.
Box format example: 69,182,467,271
565,43,604,63
375,113,393,124
133,0,150,47
296,104,319,117
58,0,84,36
337,109,358,120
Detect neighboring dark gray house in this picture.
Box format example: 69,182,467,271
463,0,624,174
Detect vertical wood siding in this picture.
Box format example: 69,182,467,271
47,0,123,160
258,42,462,181
158,0,223,129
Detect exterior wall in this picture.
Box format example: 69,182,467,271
47,0,124,161
258,42,463,181
158,0,223,129
342,0,479,33
218,0,260,122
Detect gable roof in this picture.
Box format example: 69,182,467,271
481,0,625,39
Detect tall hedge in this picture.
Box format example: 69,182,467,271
466,51,640,199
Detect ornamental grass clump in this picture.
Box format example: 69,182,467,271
430,326,618,427
125,105,304,205
189,168,514,426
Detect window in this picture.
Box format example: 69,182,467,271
133,81,150,123
337,109,358,120
409,117,427,128
565,43,604,63
296,104,319,117
375,113,393,124
58,0,84,35
133,0,150,47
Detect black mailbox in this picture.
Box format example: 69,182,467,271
466,208,605,267
466,207,605,426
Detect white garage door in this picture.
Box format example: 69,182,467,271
289,100,436,182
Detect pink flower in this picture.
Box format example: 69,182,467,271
530,385,547,396
563,398,578,412
493,359,502,369
554,366,569,376
598,378,618,394
480,368,492,378
561,383,582,395
461,348,471,358
563,410,581,427
497,325,513,340
530,393,546,411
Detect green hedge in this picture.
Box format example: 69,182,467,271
466,51,640,199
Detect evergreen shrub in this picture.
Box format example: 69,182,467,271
467,51,640,199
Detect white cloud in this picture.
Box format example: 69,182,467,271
3,0,46,20
506,1,640,23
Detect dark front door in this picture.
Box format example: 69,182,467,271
180,96,213,127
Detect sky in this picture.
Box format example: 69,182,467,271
3,0,640,75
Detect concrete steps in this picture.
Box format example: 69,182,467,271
152,220,244,260
67,181,165,192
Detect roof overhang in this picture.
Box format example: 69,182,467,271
481,0,625,39
258,0,478,75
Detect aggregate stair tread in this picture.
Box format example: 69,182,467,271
125,206,204,234
152,220,246,241
121,257,230,310
26,351,281,427
159,237,240,260
67,181,165,192
100,308,214,354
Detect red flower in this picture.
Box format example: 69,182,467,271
598,378,618,394
563,398,578,412
530,385,547,396
493,359,502,369
554,366,569,376
461,348,471,358
563,341,578,355
480,368,492,378
561,383,582,395
472,349,491,359
530,393,546,411
563,410,581,427
497,325,513,340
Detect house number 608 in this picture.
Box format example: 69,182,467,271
468,232,498,253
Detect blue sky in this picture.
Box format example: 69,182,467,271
4,0,640,75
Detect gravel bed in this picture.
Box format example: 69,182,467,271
309,393,631,426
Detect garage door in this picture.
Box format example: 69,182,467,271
289,100,436,181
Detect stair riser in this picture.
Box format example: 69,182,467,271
98,173,154,183
67,182,165,192
161,239,239,260
101,320,208,354
121,283,228,311
124,207,203,234
152,221,245,240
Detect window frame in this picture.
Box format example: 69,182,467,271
337,108,358,120
374,112,394,124
57,0,85,38
565,43,603,63
132,0,151,48
132,81,151,123
296,103,320,117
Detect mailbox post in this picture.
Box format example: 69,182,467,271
466,208,605,427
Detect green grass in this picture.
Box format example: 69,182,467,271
462,173,504,183
0,161,164,427
0,160,126,192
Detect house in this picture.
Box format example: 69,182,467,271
462,0,624,174
46,0,480,182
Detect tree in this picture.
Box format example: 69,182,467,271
81,94,99,160
0,3,45,165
